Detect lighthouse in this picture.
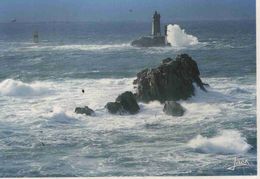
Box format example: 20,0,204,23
152,11,161,37
131,11,169,47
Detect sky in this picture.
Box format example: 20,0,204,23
0,0,256,22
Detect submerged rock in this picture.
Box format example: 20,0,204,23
75,106,94,116
133,54,207,103
105,91,140,115
163,101,185,116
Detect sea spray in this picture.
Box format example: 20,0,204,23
166,24,199,47
188,130,251,154
0,79,52,96
44,106,79,125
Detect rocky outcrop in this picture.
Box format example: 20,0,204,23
163,101,185,116
133,54,207,103
105,91,140,114
131,36,167,47
116,91,140,114
105,102,124,114
75,106,95,116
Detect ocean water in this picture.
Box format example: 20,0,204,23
0,20,256,176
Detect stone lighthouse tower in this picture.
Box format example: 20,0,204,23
152,11,161,37
131,11,168,47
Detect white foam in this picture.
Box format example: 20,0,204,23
23,43,132,52
166,24,199,47
45,106,78,124
188,130,251,154
0,79,52,97
56,43,131,51
0,76,254,132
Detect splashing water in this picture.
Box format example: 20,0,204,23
166,24,199,47
188,130,252,154
0,79,52,96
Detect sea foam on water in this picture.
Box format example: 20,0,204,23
167,24,199,47
0,79,51,96
188,130,251,154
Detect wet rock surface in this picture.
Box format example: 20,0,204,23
131,36,167,47
75,106,95,116
105,91,140,115
163,101,185,116
105,102,125,114
134,54,207,103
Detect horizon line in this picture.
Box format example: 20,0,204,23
0,18,256,24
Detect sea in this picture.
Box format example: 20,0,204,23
0,20,256,177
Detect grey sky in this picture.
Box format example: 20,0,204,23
0,0,256,22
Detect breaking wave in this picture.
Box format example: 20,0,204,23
167,24,199,47
188,130,251,154
0,79,52,97
46,106,78,124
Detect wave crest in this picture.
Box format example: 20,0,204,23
0,79,51,97
45,106,78,125
188,130,251,154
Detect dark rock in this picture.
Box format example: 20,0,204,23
116,91,140,114
131,36,168,47
75,106,94,116
161,57,172,64
134,54,207,103
163,101,185,116
105,91,140,115
105,102,125,114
